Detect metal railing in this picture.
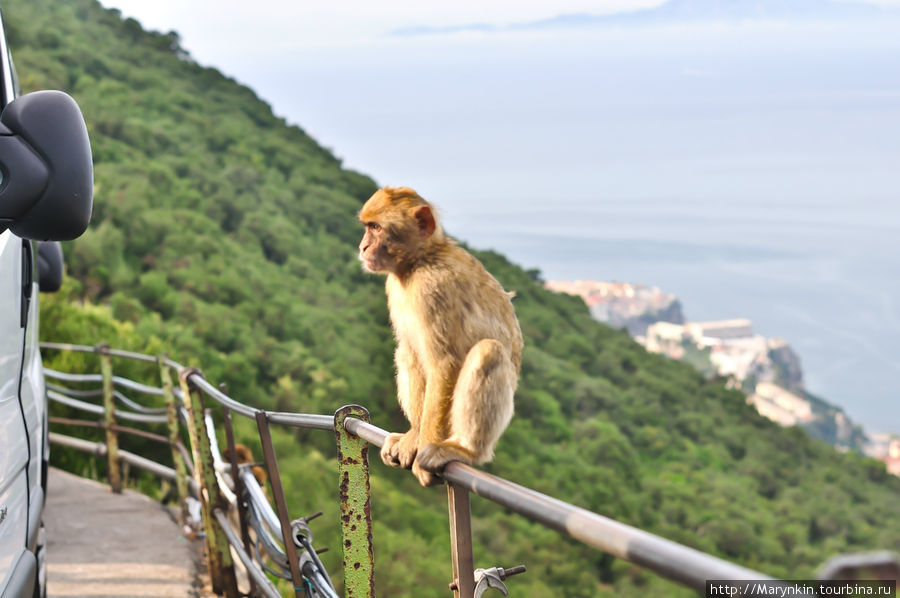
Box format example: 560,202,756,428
41,341,887,598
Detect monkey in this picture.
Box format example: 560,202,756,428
358,186,523,487
222,443,268,491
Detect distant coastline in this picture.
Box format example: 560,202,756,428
545,279,900,475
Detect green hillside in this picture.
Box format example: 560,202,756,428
9,0,899,596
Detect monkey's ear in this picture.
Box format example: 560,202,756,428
414,205,436,238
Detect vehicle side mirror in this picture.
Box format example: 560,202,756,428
37,240,63,293
0,90,93,241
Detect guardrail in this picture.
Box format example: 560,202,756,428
40,341,891,598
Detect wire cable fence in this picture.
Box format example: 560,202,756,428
40,341,893,598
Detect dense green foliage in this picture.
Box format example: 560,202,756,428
9,0,899,595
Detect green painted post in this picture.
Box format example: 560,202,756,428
334,405,375,598
179,368,239,598
96,343,122,494
158,355,189,516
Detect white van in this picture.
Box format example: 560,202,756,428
0,6,93,597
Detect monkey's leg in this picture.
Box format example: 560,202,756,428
416,339,516,476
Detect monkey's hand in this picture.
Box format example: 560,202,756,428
380,431,418,469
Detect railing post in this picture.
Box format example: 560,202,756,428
96,343,122,493
448,483,475,598
179,368,239,598
158,354,189,517
334,405,375,598
255,411,305,598
222,405,256,597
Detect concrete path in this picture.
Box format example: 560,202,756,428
44,467,210,597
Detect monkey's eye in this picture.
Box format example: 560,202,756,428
367,222,382,232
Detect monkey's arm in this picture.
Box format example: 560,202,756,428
381,342,427,469
395,342,426,426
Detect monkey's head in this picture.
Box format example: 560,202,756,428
224,443,254,465
358,186,444,276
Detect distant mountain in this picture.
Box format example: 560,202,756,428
391,22,498,37
592,0,896,24
391,0,899,36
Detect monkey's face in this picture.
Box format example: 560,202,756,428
358,187,439,276
358,221,394,274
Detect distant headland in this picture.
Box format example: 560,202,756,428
545,279,900,476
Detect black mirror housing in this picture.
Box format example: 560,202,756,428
37,240,63,292
0,90,93,241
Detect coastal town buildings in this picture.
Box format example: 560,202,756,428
547,279,893,473
891,441,900,476
749,382,814,427
544,280,683,336
867,434,900,476
642,319,801,391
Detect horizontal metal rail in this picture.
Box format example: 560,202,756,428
48,389,169,424
50,416,167,444
45,368,165,397
48,417,195,473
47,382,167,414
112,391,168,414
41,342,163,364
186,374,258,419
45,382,103,398
265,411,334,430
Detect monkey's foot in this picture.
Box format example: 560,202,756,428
412,460,443,487
380,431,418,469
415,442,475,474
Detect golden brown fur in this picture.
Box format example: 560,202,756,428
223,443,268,490
358,186,523,486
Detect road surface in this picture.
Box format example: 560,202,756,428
43,467,211,597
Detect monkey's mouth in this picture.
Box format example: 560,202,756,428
360,255,379,272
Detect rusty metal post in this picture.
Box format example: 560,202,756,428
158,354,189,514
334,405,375,598
448,483,475,598
222,405,256,596
255,411,305,598
179,368,239,598
96,343,122,493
